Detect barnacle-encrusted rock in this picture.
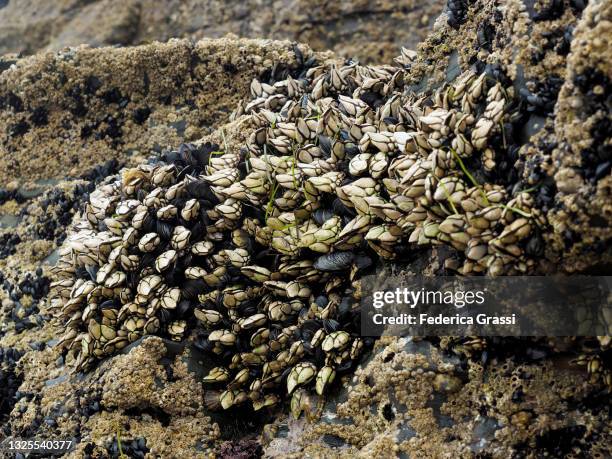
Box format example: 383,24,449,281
1,0,610,456
99,337,204,417
403,0,611,274
52,14,608,414
51,1,612,417
48,55,490,410
546,0,612,272
7,334,221,458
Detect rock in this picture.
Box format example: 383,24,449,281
554,167,583,194
432,373,463,393
8,333,220,457
99,336,203,417
5,180,18,192
545,0,612,272
404,0,611,273
0,37,333,186
263,337,610,457
0,0,445,64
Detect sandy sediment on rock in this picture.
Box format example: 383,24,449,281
0,37,334,187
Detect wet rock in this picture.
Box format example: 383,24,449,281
0,347,23,423
98,337,203,417
545,0,612,272
432,373,463,393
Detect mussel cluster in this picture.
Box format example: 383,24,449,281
52,49,576,412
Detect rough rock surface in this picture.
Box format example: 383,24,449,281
264,338,610,457
0,0,445,63
0,0,610,458
12,335,220,457
0,37,334,187
547,0,612,272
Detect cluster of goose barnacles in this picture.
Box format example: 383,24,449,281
232,55,546,276
51,47,608,413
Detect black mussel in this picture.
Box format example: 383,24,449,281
185,180,220,204
189,219,207,240
292,43,304,66
172,197,187,210
337,296,352,317
156,221,174,240
323,319,340,333
332,197,356,217
141,212,156,233
525,232,545,257
75,266,89,280
336,359,354,373
193,331,214,352
138,253,157,270
268,324,283,341
125,272,139,291
242,203,266,222
182,279,207,300
302,342,315,355
176,300,194,318
344,143,359,158
314,251,354,272
158,308,171,325
99,299,116,310
226,265,242,281
237,300,257,317
175,253,193,271
569,0,587,13
301,319,323,334
353,253,374,272
163,268,178,285
84,265,98,281
318,135,332,156
447,0,469,29
203,391,221,410
313,208,336,225
533,0,564,21
314,296,328,308
136,188,147,202
314,346,326,365
359,91,381,107
178,143,199,166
